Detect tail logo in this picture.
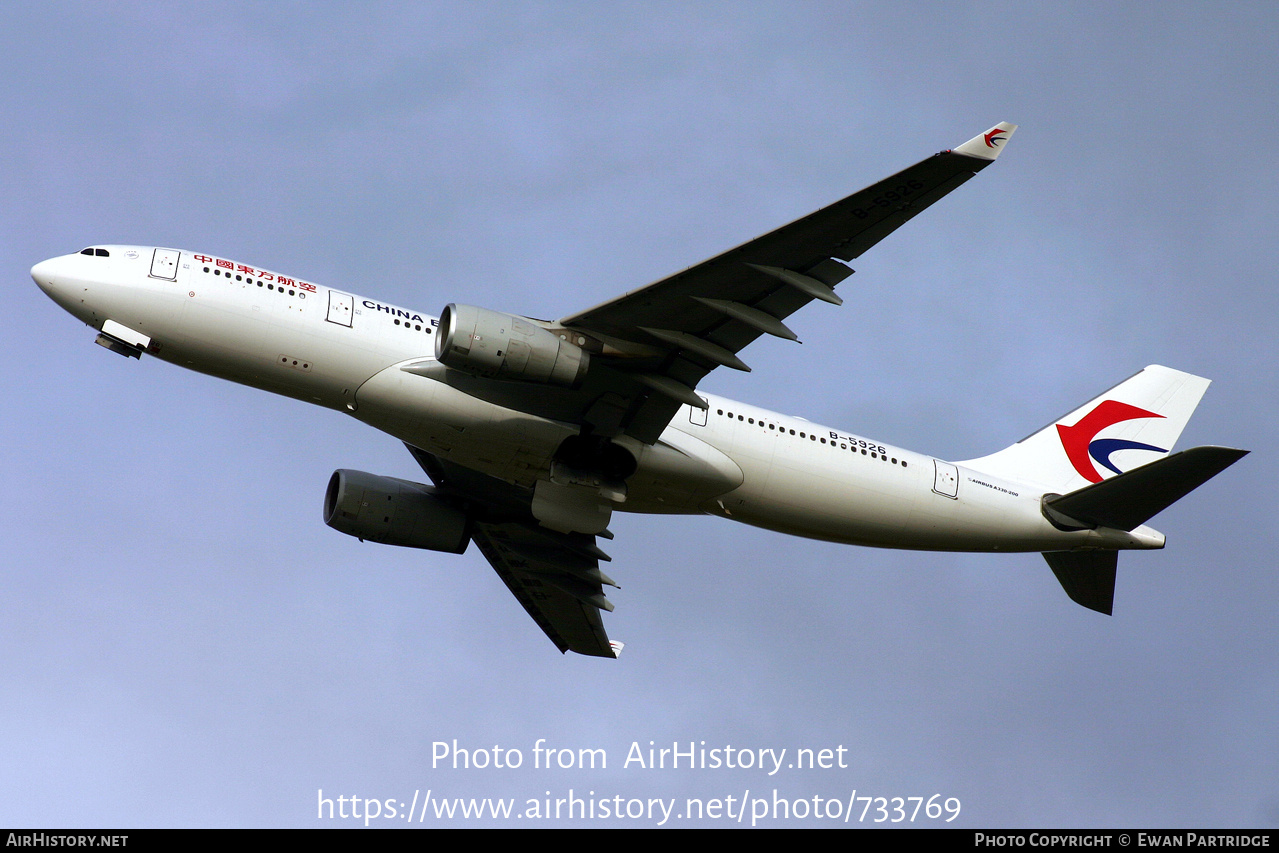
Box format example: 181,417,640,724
1057,400,1167,483
984,128,1007,148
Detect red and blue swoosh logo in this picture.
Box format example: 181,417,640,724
1057,400,1167,483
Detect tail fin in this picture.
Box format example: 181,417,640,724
963,365,1211,493
966,365,1246,616
1043,551,1117,615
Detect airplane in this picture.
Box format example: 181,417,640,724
32,122,1247,659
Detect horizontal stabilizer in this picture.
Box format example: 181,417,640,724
1044,446,1248,532
1042,551,1117,615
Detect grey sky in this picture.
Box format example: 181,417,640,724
4,3,1276,827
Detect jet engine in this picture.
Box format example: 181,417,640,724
324,469,469,553
435,303,589,388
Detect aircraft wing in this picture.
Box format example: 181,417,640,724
406,444,621,657
470,521,620,658
559,122,1017,443
407,125,1015,653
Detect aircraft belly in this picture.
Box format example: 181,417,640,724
898,489,1059,551
725,449,922,545
664,398,1115,552
352,364,571,485
623,427,745,513
150,290,387,409
718,444,1088,552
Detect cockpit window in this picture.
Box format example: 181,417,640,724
79,248,110,257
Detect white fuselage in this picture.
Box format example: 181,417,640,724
32,246,1161,556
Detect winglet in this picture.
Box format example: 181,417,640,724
952,122,1018,161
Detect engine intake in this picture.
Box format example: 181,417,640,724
435,303,589,388
324,469,469,553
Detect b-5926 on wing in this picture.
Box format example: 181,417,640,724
33,122,1246,658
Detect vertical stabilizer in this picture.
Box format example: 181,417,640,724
962,365,1211,493
1042,551,1117,615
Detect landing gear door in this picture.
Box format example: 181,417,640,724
150,248,179,281
933,460,959,499
327,290,353,327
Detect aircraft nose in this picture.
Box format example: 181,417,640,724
32,254,81,312
31,256,59,293
31,257,67,296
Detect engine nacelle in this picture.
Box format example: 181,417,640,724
324,469,469,553
435,303,589,388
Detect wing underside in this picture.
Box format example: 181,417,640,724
406,444,621,657
470,521,619,658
